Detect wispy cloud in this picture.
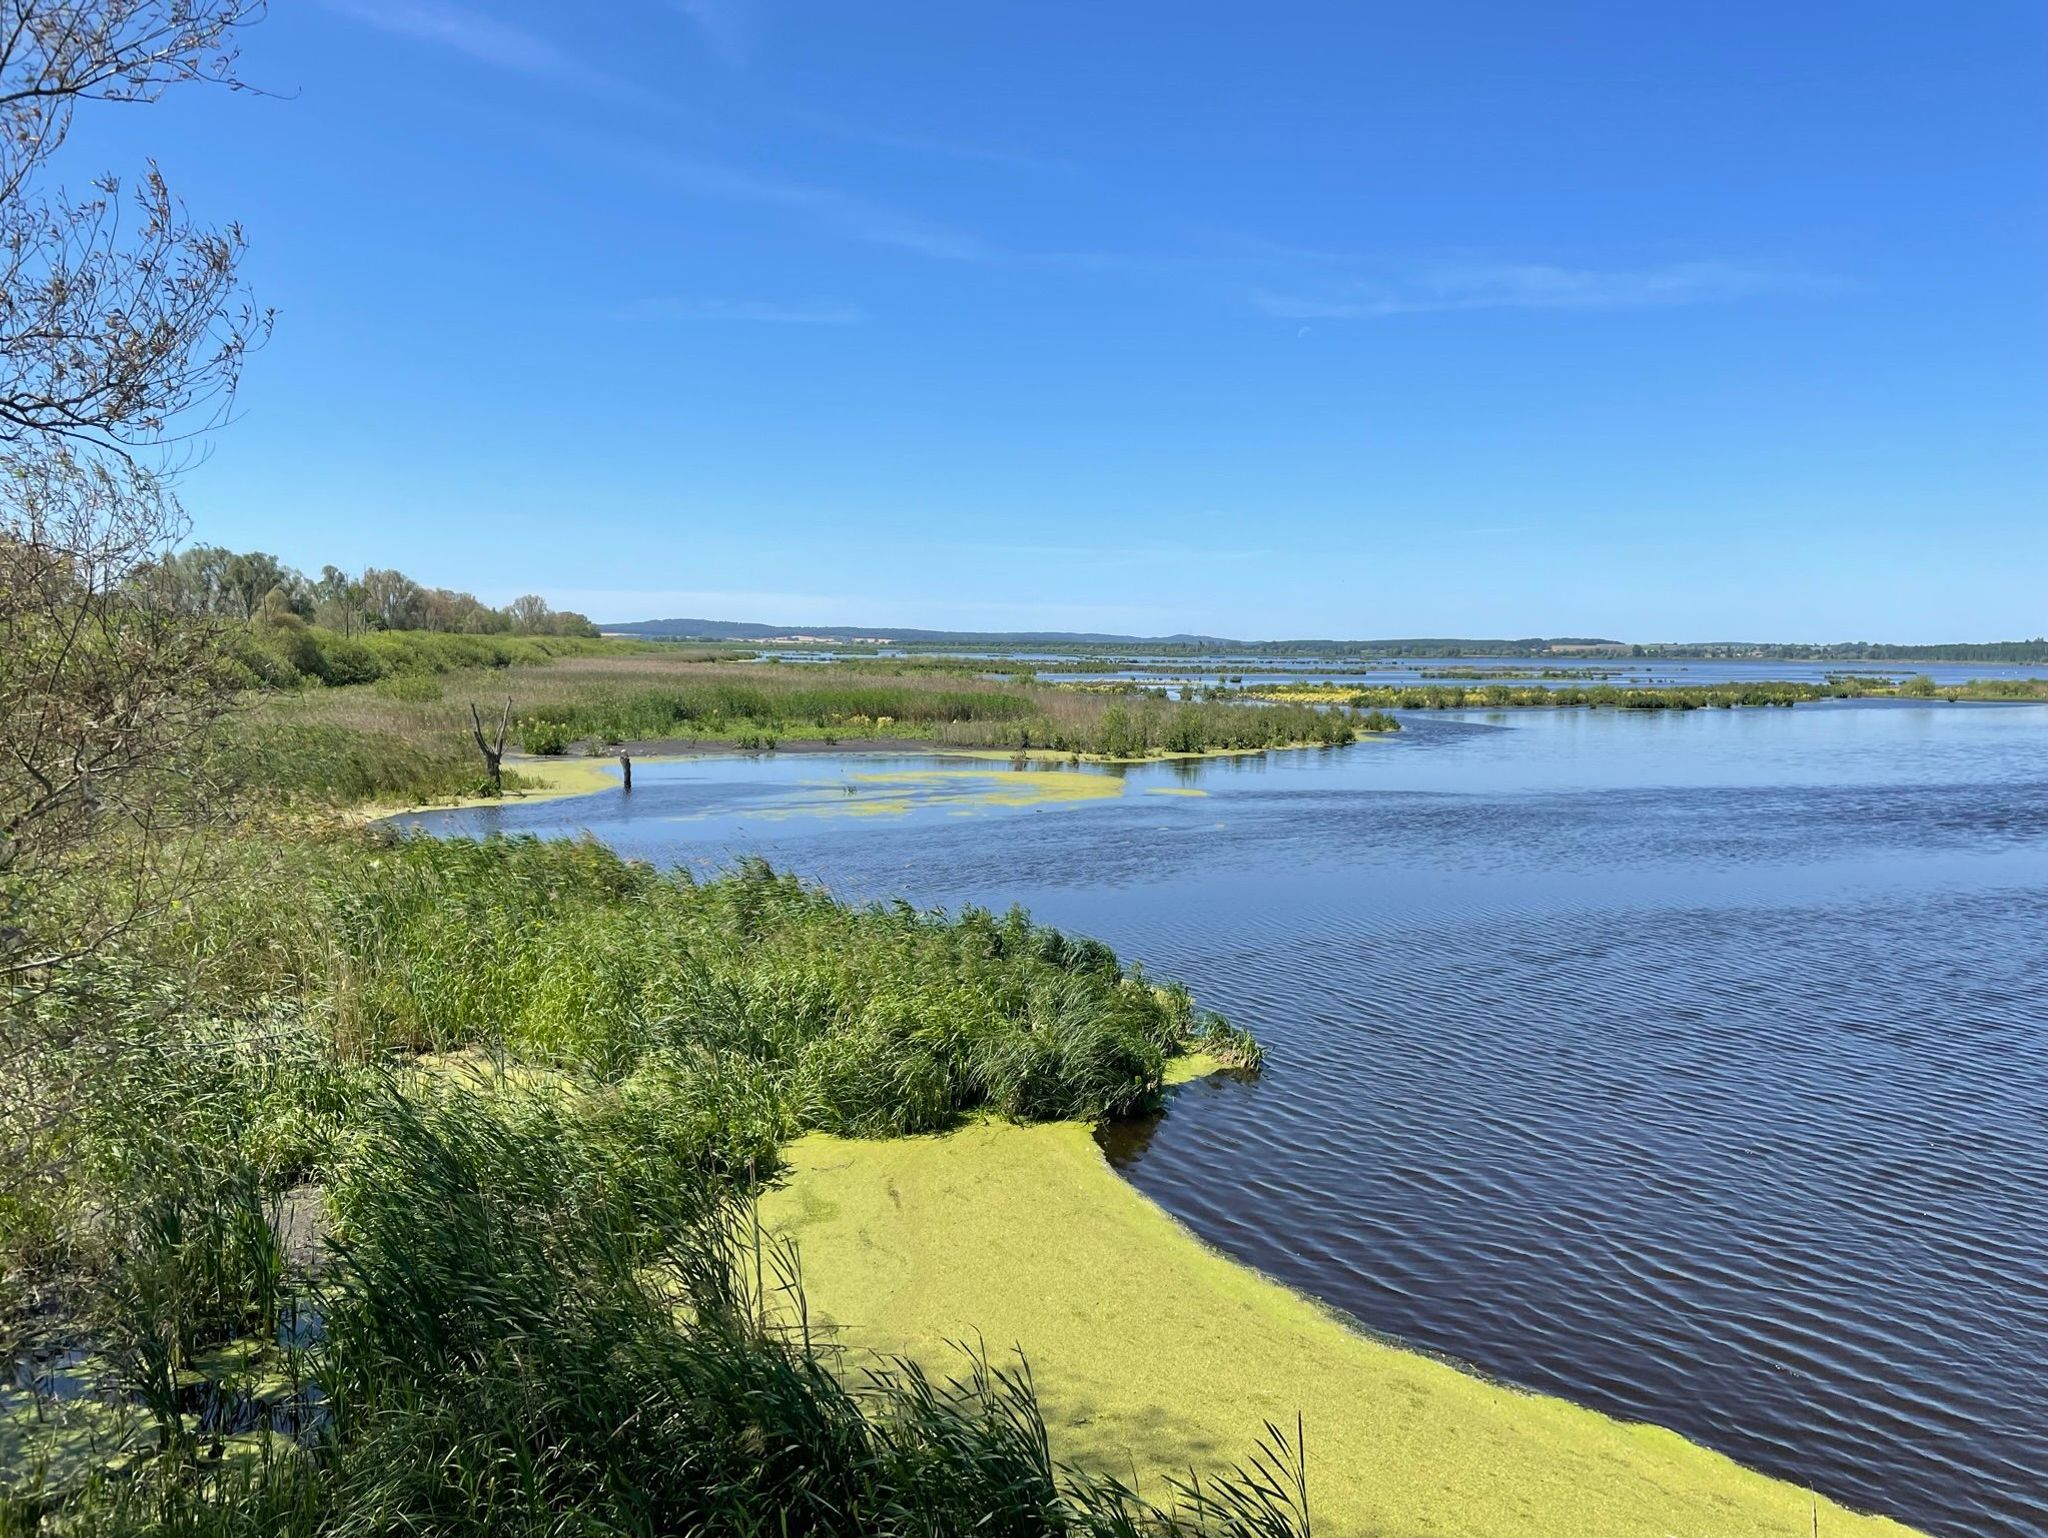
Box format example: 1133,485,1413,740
672,0,754,69
323,0,652,101
1251,261,1819,319
630,147,992,261
439,104,994,264
781,104,1072,173
626,297,866,325
314,21,1834,325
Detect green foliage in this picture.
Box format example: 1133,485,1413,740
232,626,632,692
150,548,603,640
512,678,1041,746
3,834,1287,1537
370,672,442,704
1952,677,2048,700
69,1084,1302,1538
1316,676,2048,711
513,716,573,754
1000,696,1364,759
227,656,1388,812
217,721,492,806
316,840,1193,1132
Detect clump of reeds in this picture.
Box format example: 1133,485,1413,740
228,654,1394,810
4,952,1297,1537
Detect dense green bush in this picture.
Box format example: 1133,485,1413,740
512,679,1042,746
372,670,443,703
983,697,1370,758
320,841,1194,1135
230,625,637,693
515,715,574,754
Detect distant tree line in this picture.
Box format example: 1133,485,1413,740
1633,639,2048,663
146,546,599,638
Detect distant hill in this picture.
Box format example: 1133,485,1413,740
601,619,2048,662
603,618,1238,646
600,618,1626,654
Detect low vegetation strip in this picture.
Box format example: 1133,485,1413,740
233,653,1390,809
764,1119,1923,1538
1249,677,2048,710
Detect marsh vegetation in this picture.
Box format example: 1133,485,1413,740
232,653,1391,810
4,833,1291,1536
1248,676,2048,711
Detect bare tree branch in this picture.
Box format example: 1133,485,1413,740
0,2,270,456
2,4,264,1249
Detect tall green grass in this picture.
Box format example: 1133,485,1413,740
17,1078,1306,1537
2,834,1296,1534
227,626,666,692
229,656,1386,808
294,838,1208,1132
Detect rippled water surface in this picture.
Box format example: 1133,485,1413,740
401,702,2048,1537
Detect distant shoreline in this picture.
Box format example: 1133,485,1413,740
601,620,2048,666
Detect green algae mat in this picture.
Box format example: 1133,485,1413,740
762,1120,1922,1538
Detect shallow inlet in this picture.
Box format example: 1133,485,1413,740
395,699,2048,1538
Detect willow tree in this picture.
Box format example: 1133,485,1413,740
1,2,268,1263
0,0,267,981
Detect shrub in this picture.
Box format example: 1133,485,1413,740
373,670,443,702
518,716,576,754
5,832,1293,1538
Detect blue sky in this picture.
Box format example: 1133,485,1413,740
69,2,2046,638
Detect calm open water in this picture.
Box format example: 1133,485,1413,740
400,700,2048,1538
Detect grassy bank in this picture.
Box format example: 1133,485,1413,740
233,654,1386,809
5,835,1291,1534
765,1119,1921,1538
21,830,1927,1536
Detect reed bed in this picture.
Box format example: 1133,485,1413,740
3,834,1291,1535
233,656,1386,807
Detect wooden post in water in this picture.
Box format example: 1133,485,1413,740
619,752,632,793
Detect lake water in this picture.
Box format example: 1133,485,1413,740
399,700,2048,1538
1020,656,2048,689
759,647,2047,691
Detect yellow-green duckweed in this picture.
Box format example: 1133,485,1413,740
671,765,1135,821
762,1119,1921,1538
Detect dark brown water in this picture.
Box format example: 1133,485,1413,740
402,701,2048,1537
